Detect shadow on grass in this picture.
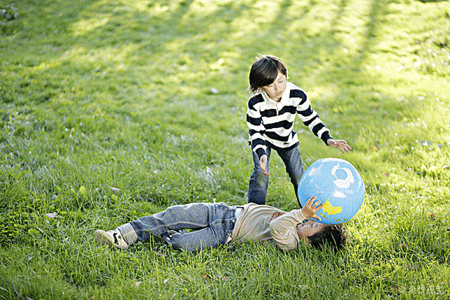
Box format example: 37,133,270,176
21,0,389,95
5,0,439,177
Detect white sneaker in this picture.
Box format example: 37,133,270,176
94,229,129,250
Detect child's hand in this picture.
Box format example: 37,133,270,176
327,139,352,154
260,155,270,176
300,196,324,221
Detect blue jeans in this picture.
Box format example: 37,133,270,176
248,146,304,206
120,202,237,252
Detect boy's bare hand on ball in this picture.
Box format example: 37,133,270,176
301,196,324,221
327,139,352,154
260,155,270,176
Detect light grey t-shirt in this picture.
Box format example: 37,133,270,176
231,203,306,250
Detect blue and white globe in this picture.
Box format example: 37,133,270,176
298,158,365,224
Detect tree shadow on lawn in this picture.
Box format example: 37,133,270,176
23,1,434,178
9,0,438,161
26,0,398,101
16,0,432,161
262,0,422,138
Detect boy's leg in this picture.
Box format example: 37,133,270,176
277,146,304,207
167,213,236,252
248,148,271,204
126,202,234,245
96,203,236,250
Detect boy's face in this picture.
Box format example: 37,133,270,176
297,220,327,244
262,71,287,102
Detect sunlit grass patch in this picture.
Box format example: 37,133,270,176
1,0,450,299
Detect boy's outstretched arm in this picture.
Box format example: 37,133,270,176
327,138,352,154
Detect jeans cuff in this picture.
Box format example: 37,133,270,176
118,223,138,245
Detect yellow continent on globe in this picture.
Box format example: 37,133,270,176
322,201,342,215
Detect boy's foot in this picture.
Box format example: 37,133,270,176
94,229,129,250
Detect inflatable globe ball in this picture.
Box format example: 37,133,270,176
298,158,365,224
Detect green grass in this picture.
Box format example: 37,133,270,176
1,0,450,299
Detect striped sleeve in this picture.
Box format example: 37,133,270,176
291,89,332,144
247,95,267,159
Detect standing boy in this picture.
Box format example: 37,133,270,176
247,55,352,206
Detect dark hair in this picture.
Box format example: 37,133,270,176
249,55,288,93
307,224,347,251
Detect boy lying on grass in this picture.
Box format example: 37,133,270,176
95,196,347,252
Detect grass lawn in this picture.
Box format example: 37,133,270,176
1,0,449,299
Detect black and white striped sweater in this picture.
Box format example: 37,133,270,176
246,82,332,159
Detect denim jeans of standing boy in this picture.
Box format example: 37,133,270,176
248,146,304,206
117,202,237,252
